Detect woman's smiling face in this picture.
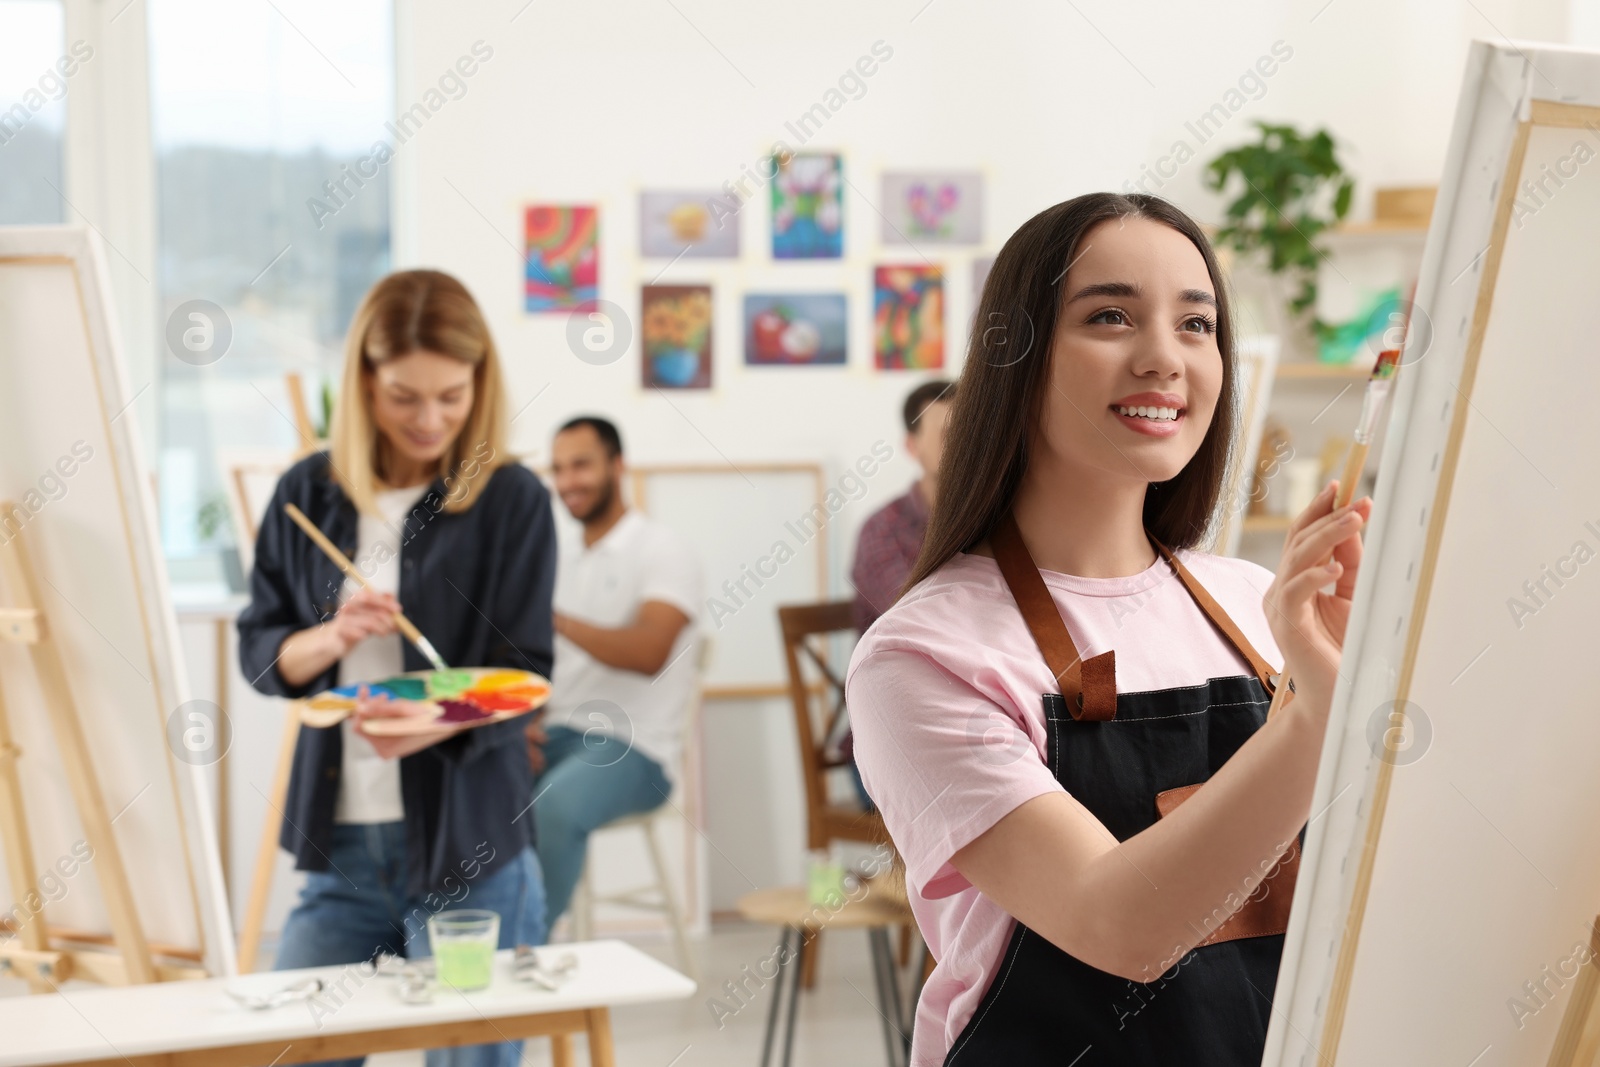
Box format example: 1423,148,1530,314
1034,215,1224,488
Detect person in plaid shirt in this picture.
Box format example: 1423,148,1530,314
841,379,954,809
851,379,955,632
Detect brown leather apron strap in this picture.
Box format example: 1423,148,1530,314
990,512,1118,721
1147,536,1279,696
990,513,1280,720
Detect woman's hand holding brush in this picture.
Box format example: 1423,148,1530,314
1262,480,1372,723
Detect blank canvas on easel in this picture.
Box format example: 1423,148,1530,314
1264,41,1600,1067
0,226,233,980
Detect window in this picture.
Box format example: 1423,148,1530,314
0,0,68,225
148,0,393,579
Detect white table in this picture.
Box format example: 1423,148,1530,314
0,940,694,1066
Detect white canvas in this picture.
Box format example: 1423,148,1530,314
1264,41,1600,1067
0,226,235,978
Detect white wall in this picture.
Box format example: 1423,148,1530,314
395,0,1570,910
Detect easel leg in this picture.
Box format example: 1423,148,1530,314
585,1006,615,1067
0,524,154,983
1547,915,1600,1066
0,679,48,993
236,709,300,973
214,617,230,900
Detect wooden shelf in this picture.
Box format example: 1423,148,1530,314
1329,219,1428,235
1201,219,1427,239
1241,514,1294,533
1274,362,1375,381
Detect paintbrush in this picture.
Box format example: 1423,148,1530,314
1265,347,1401,720
282,502,450,672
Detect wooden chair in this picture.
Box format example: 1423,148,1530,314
778,601,888,987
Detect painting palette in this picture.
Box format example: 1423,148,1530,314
294,668,552,736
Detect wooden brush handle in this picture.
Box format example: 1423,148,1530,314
1265,444,1370,722
283,502,427,646
1335,443,1368,511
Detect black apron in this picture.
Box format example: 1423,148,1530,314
944,514,1299,1067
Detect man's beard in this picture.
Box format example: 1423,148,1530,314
577,476,616,524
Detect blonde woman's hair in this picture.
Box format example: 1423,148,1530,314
328,270,509,515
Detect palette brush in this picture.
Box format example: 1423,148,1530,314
282,503,450,672
1265,347,1401,721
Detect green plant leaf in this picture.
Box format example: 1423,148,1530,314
1202,121,1353,342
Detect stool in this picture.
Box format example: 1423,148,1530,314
736,884,915,1067
572,803,695,981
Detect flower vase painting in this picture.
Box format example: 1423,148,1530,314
641,285,713,389
525,205,598,313
742,294,848,366
771,153,843,259
874,265,944,370
880,172,983,245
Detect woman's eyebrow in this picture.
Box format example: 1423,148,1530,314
1065,280,1217,309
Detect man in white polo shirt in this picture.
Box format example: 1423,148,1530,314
528,415,702,928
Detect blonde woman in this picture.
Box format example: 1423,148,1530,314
238,270,555,1067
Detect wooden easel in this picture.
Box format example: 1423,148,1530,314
284,371,321,458
228,370,320,973
235,708,299,973
1547,915,1600,1066
0,502,182,989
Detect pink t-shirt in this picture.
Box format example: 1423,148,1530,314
844,547,1282,1066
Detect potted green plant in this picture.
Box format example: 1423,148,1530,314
1204,122,1354,356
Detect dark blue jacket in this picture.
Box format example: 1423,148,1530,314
237,451,556,896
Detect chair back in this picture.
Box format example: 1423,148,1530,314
778,601,882,851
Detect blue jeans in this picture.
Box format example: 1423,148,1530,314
531,725,671,926
274,821,547,1067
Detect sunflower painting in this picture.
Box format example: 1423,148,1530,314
525,205,598,313
641,285,713,389
873,265,944,370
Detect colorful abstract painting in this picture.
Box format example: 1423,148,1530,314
881,172,982,245
743,293,847,365
640,191,739,258
525,205,598,313
771,153,843,259
642,285,713,389
874,265,944,370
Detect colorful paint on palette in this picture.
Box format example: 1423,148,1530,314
474,670,536,692
425,671,475,698
437,699,493,723
331,684,396,701
374,677,428,701
304,669,550,733
462,689,532,712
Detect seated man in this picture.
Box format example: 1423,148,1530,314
528,415,702,929
842,379,953,809
850,378,954,630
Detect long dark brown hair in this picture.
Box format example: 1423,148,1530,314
903,192,1238,594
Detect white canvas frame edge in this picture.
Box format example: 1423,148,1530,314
1259,40,1570,1065
0,225,237,977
